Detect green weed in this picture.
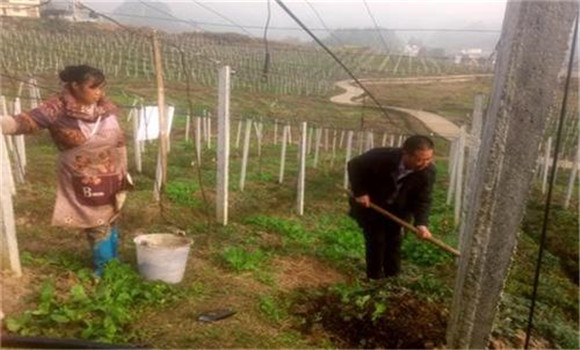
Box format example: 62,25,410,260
244,215,315,247
259,294,287,323
221,247,269,272
402,234,452,266
5,261,183,343
165,181,201,208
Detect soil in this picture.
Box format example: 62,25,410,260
273,256,347,291
294,287,449,349
0,268,34,318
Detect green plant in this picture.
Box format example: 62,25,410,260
5,261,183,343
244,215,315,247
221,247,269,272
259,295,286,323
402,234,452,266
165,181,201,208
315,216,365,264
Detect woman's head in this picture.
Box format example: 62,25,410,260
59,65,106,106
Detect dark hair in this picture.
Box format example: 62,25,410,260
59,65,105,87
403,135,434,153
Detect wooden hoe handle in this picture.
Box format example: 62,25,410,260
339,186,460,257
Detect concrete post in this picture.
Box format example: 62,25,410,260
446,2,578,348
279,125,288,184
564,145,579,209
331,129,337,168
307,126,313,155
297,122,307,216
344,130,354,189
313,127,321,168
0,132,21,276
274,119,278,145
542,137,552,194
239,119,252,192
133,108,142,173
235,119,242,150
216,66,230,225
185,115,190,142
195,117,202,166
460,94,485,248
454,126,467,226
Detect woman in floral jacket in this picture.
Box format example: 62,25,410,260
1,65,129,276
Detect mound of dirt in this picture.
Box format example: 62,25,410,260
294,286,448,349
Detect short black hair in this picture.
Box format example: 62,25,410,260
59,65,105,88
402,135,434,153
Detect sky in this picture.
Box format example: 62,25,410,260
85,0,508,41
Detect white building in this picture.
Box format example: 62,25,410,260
41,0,97,22
0,0,41,18
403,44,421,57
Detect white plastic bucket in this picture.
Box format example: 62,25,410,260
133,233,193,284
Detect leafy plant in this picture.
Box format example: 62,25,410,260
245,215,315,247
401,234,452,266
315,216,365,264
5,261,183,343
221,247,269,272
165,181,201,208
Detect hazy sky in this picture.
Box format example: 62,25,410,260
87,0,508,40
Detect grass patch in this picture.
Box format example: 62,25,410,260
221,246,269,273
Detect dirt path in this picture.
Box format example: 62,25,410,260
330,77,481,140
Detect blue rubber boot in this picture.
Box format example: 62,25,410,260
110,226,119,259
91,227,118,277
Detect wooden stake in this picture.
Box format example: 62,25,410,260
152,30,168,188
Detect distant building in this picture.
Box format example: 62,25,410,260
403,44,421,57
41,0,97,22
0,0,41,18
454,48,488,66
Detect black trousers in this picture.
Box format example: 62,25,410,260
361,220,403,279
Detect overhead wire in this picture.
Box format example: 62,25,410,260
273,0,413,130
304,0,343,46
261,0,272,82
361,0,391,53
99,11,501,33
190,0,256,38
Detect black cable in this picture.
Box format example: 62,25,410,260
177,47,212,226
190,0,256,38
261,0,272,82
99,11,501,33
304,0,343,46
137,0,202,32
274,0,403,128
524,14,579,350
362,0,390,53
